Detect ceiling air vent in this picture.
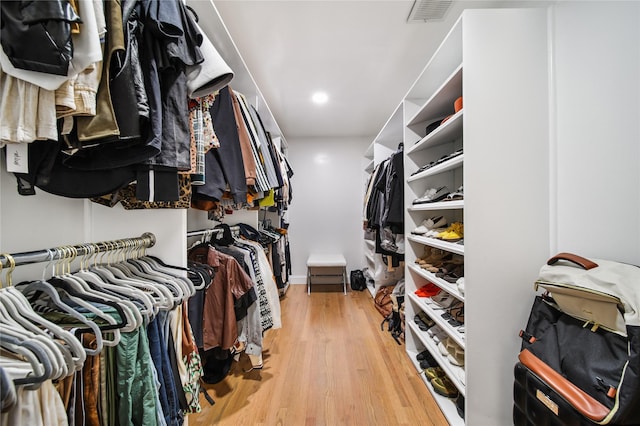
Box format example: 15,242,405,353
407,0,453,22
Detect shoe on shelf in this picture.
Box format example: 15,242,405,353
415,246,435,264
431,376,459,398
411,216,447,235
443,186,464,202
417,350,437,369
417,249,451,268
424,366,446,381
413,313,434,331
429,292,458,310
415,283,441,298
438,336,465,367
424,227,448,238
412,186,449,205
456,277,465,295
437,222,464,242
455,395,465,419
417,311,435,328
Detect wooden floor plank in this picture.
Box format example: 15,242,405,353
189,285,450,426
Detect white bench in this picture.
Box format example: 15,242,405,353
306,254,347,295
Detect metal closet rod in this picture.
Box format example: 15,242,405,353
186,226,240,238
0,232,156,269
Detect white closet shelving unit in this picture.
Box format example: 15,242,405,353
362,103,404,297
399,8,550,425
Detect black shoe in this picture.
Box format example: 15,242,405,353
456,395,465,419
416,349,437,368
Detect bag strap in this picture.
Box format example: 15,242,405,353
518,349,610,422
547,252,599,270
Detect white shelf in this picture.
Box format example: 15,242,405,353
408,264,464,302
407,235,464,255
408,154,464,182
372,102,404,148
407,323,466,397
408,200,464,211
406,109,463,155
365,141,375,159
364,160,374,173
407,348,465,426
407,65,463,127
365,253,375,264
409,293,465,349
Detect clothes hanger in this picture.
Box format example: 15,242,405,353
0,334,53,390
48,245,128,332
120,241,187,307
137,236,195,298
93,241,170,314
134,236,197,298
52,244,142,333
16,253,105,356
0,255,69,379
0,254,86,372
52,246,122,347
75,243,148,328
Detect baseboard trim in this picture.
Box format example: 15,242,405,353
290,275,307,285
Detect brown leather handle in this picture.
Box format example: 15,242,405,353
547,253,599,270
519,349,609,422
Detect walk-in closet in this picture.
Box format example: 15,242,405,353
1,0,638,425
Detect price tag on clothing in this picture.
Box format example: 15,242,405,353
5,143,28,173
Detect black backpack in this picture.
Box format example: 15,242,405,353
350,269,367,291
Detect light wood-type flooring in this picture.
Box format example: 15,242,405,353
189,284,449,426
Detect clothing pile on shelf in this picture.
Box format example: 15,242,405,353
363,143,404,266
0,0,293,217
187,223,282,383
0,251,203,426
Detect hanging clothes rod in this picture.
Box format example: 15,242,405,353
0,232,156,269
186,226,240,238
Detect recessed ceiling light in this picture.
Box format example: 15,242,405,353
311,91,328,105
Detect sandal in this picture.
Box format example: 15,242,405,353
443,185,464,202
430,293,458,310
431,376,459,398
424,366,446,380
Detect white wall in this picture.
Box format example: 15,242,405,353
287,136,371,283
551,1,640,265
0,153,187,284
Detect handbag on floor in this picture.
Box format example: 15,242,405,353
514,253,640,426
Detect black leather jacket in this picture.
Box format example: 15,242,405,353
0,0,82,76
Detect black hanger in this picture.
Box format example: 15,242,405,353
212,224,235,246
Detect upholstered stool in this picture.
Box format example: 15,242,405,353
306,254,347,295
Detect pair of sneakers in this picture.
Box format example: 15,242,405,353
411,215,447,235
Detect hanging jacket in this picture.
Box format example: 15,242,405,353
0,0,82,76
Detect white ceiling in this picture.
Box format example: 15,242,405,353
212,0,545,140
